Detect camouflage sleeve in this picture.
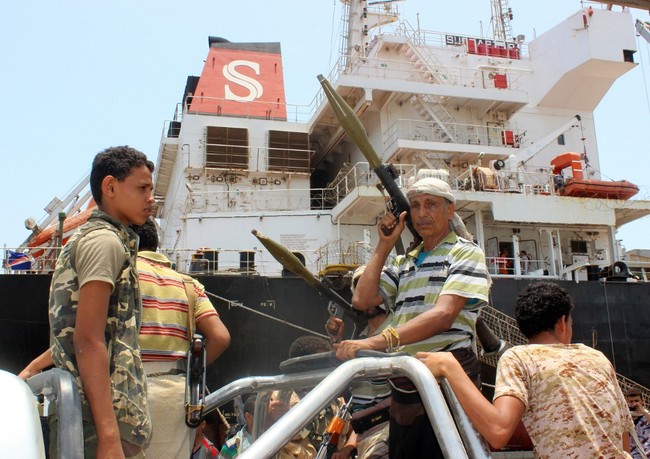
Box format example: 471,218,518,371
493,347,529,407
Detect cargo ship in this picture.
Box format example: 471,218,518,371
2,0,650,398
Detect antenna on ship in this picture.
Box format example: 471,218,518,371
490,0,514,41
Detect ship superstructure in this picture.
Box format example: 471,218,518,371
153,0,650,282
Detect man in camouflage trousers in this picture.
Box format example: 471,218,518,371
49,146,156,458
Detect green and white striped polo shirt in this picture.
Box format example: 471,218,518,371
379,231,490,355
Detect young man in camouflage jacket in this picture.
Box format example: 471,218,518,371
49,146,155,458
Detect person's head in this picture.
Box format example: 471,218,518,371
243,395,256,430
200,409,223,445
267,390,299,425
626,388,645,410
514,282,574,341
90,146,155,225
288,335,330,358
132,218,159,251
521,250,527,255
406,177,455,244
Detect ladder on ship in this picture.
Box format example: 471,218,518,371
490,0,514,42
477,305,650,399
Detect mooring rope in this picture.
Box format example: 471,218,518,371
204,290,329,339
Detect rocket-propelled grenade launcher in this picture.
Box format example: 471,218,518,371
317,74,420,243
251,229,366,332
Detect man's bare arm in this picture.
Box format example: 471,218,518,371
352,211,406,311
416,351,524,449
196,315,231,365
337,294,466,359
75,280,125,459
18,348,53,380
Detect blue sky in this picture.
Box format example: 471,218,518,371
1,0,648,252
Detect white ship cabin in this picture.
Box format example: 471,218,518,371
153,2,650,282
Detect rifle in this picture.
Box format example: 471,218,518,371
251,229,366,336
185,333,207,428
317,74,421,250
315,400,350,459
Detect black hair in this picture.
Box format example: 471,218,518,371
132,218,159,251
90,145,154,205
514,282,574,339
626,388,643,398
288,335,330,358
243,395,256,415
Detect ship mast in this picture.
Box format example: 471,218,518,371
340,0,400,67
490,0,514,41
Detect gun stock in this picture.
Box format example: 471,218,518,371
251,229,366,329
317,74,420,244
185,334,206,428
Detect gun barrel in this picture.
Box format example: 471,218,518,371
252,229,363,326
318,75,420,244
317,75,382,170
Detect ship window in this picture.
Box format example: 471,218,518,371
557,134,565,146
205,126,248,170
570,240,588,254
268,130,310,173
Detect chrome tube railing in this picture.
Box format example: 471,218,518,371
234,356,489,459
27,368,84,459
440,378,492,458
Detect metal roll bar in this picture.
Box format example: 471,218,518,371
27,368,84,459
232,355,490,459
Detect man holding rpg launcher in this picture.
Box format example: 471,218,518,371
334,177,490,459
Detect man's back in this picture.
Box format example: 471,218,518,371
137,251,218,361
495,343,633,458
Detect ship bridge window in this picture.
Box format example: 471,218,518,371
206,126,248,170
268,130,310,173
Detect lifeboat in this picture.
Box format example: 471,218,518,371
26,200,97,267
551,152,639,200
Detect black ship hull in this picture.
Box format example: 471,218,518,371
1,274,648,389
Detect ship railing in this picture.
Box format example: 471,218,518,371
393,20,529,59
160,247,277,277
203,354,491,459
486,255,551,279
183,187,331,215
314,238,378,275
383,119,524,152
335,52,526,92
325,161,418,203
2,246,58,274
181,95,315,124
451,165,556,197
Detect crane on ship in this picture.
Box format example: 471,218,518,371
636,17,650,43
517,114,584,169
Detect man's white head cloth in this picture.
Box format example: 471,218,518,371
406,177,473,240
406,177,456,203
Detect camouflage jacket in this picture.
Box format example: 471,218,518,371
49,209,151,446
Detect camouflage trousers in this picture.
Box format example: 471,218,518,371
49,408,145,458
